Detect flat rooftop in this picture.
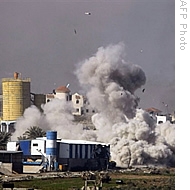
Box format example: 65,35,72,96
0,150,23,154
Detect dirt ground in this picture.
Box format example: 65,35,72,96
0,167,175,190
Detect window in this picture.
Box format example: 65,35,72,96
76,100,79,104
33,143,38,147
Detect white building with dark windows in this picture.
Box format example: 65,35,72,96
46,85,72,103
72,93,96,116
72,93,86,115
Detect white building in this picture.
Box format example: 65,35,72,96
156,115,167,125
72,93,90,115
46,85,71,103
54,86,71,101
45,86,96,117
145,107,174,125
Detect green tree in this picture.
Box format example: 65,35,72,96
23,126,46,140
17,135,28,140
0,132,11,150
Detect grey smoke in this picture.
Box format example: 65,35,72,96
14,42,175,167
75,42,175,167
13,99,85,141
75,42,146,119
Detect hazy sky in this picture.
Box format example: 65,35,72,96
0,0,175,113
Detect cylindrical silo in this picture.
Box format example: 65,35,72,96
46,131,57,171
2,73,31,121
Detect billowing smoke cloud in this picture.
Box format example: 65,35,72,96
13,105,43,140
13,42,175,167
75,42,175,167
13,99,86,141
75,42,146,119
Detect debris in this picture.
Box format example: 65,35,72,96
85,12,91,15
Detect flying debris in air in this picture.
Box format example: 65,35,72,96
74,29,77,34
162,102,168,107
140,49,143,53
85,12,91,15
142,88,145,93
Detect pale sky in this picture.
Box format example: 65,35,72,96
0,0,175,113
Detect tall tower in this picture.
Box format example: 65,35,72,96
46,131,57,171
1,72,31,132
